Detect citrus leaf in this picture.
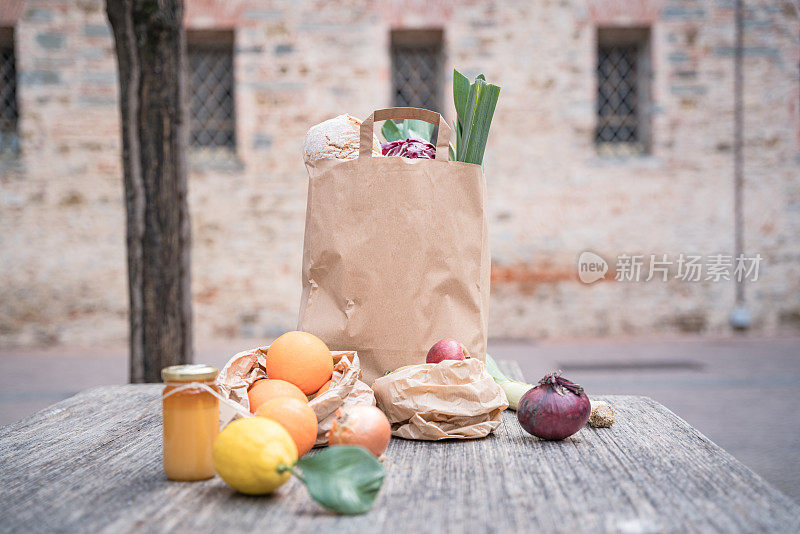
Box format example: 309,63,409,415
293,445,385,515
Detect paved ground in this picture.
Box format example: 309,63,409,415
1,335,798,503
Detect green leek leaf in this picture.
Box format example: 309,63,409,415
453,69,471,159
484,353,510,384
453,69,471,124
453,70,500,164
455,119,462,160
463,82,500,165
458,78,482,159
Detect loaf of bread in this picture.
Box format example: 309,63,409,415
303,114,381,163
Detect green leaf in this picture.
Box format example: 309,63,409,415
292,446,385,515
458,78,482,159
453,69,470,124
455,120,462,161
452,70,501,164
381,120,403,143
484,353,510,384
453,69,471,160
463,82,500,165
381,118,435,145
406,119,435,142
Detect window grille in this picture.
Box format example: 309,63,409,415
187,32,235,158
391,30,443,113
0,28,18,159
596,28,650,155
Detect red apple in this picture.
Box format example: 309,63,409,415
426,339,470,364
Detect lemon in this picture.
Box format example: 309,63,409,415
212,417,298,495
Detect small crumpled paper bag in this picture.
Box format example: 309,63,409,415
217,347,375,446
371,358,508,440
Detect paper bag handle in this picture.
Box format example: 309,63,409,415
360,107,451,161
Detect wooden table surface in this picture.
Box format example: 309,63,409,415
1,362,798,533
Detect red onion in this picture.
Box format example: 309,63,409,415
426,338,470,364
381,138,436,159
517,371,591,440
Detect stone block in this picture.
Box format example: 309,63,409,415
35,32,64,50
19,70,60,86
83,24,111,38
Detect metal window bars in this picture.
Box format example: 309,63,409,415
391,39,443,113
596,43,644,156
188,39,236,161
0,42,18,159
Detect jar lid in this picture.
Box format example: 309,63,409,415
161,364,219,382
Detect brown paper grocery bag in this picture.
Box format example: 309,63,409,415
299,108,490,384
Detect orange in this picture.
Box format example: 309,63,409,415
255,397,318,456
248,378,308,413
265,331,334,395
311,379,332,400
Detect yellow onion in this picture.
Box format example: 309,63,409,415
327,405,391,457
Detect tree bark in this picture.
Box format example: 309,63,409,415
107,0,192,383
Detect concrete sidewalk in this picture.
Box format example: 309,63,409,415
1,335,798,503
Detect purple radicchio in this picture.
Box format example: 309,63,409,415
381,138,436,159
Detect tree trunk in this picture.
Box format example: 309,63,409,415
107,0,192,383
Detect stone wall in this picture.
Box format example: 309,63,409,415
0,0,798,347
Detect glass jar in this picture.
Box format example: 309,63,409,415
161,364,219,481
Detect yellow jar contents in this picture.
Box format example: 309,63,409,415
161,364,219,481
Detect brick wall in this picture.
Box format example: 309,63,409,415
0,0,798,346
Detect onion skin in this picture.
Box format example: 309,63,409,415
327,405,391,457
517,372,591,440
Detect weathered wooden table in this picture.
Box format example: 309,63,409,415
1,362,798,533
